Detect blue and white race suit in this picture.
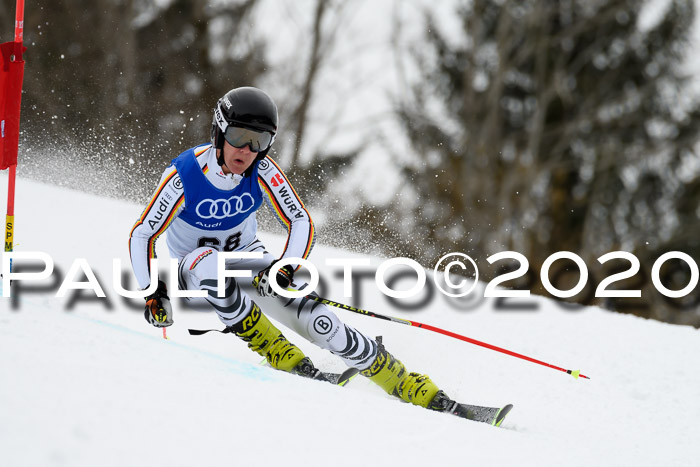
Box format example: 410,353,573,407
129,144,377,369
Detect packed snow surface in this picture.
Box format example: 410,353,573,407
1,175,699,467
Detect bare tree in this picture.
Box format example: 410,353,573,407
289,0,328,167
386,0,700,325
13,0,266,200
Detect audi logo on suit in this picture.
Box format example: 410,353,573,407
195,194,256,219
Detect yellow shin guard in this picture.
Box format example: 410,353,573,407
360,345,441,408
229,303,306,372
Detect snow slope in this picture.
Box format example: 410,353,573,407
1,175,699,467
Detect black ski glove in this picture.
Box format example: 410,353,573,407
255,261,295,297
144,280,173,327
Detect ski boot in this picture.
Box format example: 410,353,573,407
228,302,359,385
228,302,307,372
360,342,512,426
360,341,441,408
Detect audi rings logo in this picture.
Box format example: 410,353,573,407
196,194,256,219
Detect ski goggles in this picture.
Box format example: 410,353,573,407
223,126,274,153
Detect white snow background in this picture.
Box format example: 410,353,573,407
1,175,699,467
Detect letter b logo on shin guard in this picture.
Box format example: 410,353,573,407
313,315,333,335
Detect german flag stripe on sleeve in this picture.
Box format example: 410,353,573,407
147,194,185,259
258,157,315,261
258,176,292,230
265,158,314,221
278,219,315,262
299,218,315,259
129,168,179,238
196,146,210,175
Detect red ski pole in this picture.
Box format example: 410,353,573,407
309,295,590,380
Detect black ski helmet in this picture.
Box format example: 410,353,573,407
211,86,279,172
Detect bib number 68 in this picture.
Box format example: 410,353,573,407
197,232,242,252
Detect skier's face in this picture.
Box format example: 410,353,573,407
220,140,257,175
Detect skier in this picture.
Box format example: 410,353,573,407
129,86,509,424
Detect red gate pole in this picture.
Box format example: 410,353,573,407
3,0,25,269
14,0,24,43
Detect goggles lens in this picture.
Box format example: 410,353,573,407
223,126,273,153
